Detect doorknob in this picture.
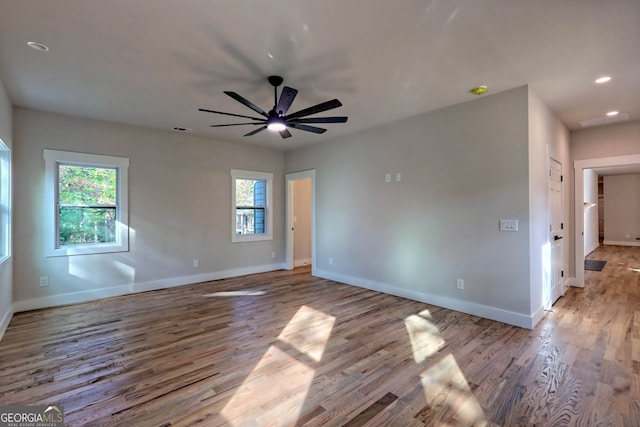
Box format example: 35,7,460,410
554,235,563,241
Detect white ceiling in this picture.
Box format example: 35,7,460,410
0,0,638,150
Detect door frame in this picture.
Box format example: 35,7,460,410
285,170,316,273
574,154,640,287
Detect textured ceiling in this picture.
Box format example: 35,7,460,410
0,0,638,150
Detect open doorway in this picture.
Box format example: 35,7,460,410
285,170,315,273
574,154,640,287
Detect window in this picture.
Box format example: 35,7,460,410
231,169,273,243
44,150,129,256
0,140,10,263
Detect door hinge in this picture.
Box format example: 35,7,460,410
561,271,564,277
561,223,564,230
560,175,564,182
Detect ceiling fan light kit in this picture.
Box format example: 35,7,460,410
199,75,348,139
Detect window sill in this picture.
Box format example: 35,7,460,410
232,234,273,243
46,243,129,257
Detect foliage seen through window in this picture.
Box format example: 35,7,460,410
58,165,117,245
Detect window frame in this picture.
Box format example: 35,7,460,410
231,169,273,243
0,140,10,263
44,149,129,257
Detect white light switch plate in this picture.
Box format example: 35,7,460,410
499,219,519,231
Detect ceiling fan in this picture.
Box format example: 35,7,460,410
199,75,348,139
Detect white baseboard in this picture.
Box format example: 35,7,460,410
603,240,640,247
13,263,285,313
314,269,537,329
585,244,599,257
0,304,14,342
294,258,312,267
564,277,574,289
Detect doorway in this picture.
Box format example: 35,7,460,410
285,170,315,272
573,154,640,287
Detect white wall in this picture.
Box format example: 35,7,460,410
286,86,538,327
527,88,570,314
293,178,312,265
583,169,599,255
571,121,640,161
603,174,640,245
0,76,12,338
12,108,285,310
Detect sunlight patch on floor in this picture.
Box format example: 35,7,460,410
404,311,444,363
221,346,315,425
405,311,487,423
222,305,335,426
279,305,336,362
203,290,266,297
420,353,487,424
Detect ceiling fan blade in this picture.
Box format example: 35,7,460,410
279,128,292,139
244,126,267,136
289,116,348,124
285,99,342,120
224,91,269,118
275,86,298,116
288,123,327,134
209,122,266,127
199,108,264,121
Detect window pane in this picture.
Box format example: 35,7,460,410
235,179,266,207
59,207,117,245
59,165,117,205
236,208,265,235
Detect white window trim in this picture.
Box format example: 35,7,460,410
44,149,129,257
0,140,10,264
231,169,273,243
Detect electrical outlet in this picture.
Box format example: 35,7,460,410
39,276,49,287
385,173,391,183
271,251,276,258
192,259,199,268
456,278,464,289
329,257,333,265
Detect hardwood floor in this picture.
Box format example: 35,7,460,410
1,245,639,426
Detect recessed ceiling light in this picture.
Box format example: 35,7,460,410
594,76,612,84
27,41,49,52
469,85,488,95
606,110,619,116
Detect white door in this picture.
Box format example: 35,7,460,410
549,159,564,306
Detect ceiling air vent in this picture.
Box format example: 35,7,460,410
172,126,192,133
579,112,629,128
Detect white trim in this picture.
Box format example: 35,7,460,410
0,304,14,342
294,258,312,267
564,277,574,292
13,263,285,313
0,140,10,262
285,170,316,275
574,154,640,287
43,149,130,257
603,240,640,247
314,269,538,329
231,169,273,243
